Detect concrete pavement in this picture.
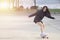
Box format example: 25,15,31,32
0,14,60,40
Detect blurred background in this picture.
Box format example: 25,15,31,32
0,0,60,40
0,0,60,14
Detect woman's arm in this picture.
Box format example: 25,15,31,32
45,11,55,19
46,15,55,19
29,13,37,17
29,10,39,17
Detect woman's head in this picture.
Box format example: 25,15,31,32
42,6,49,12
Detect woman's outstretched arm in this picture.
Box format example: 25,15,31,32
28,10,39,17
29,13,37,17
45,11,55,19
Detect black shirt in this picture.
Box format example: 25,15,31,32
29,10,55,23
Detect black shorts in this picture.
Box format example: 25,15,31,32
34,20,43,23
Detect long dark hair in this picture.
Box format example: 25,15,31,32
42,6,50,13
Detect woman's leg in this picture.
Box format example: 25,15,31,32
36,22,48,38
36,22,45,33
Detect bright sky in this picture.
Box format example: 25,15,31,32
0,0,60,9
36,0,60,9
19,0,34,8
19,0,60,9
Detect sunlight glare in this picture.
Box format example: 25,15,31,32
0,2,9,9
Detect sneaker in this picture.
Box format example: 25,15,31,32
40,32,48,38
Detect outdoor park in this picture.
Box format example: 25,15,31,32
0,0,60,40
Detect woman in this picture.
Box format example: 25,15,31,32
29,6,55,38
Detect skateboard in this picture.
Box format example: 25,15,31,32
41,35,48,39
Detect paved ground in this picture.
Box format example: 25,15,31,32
0,13,60,40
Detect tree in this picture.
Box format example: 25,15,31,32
12,0,14,8
16,0,19,8
34,0,36,6
17,0,19,8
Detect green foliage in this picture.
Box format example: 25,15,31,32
49,9,60,12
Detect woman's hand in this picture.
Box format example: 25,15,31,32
52,17,55,19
